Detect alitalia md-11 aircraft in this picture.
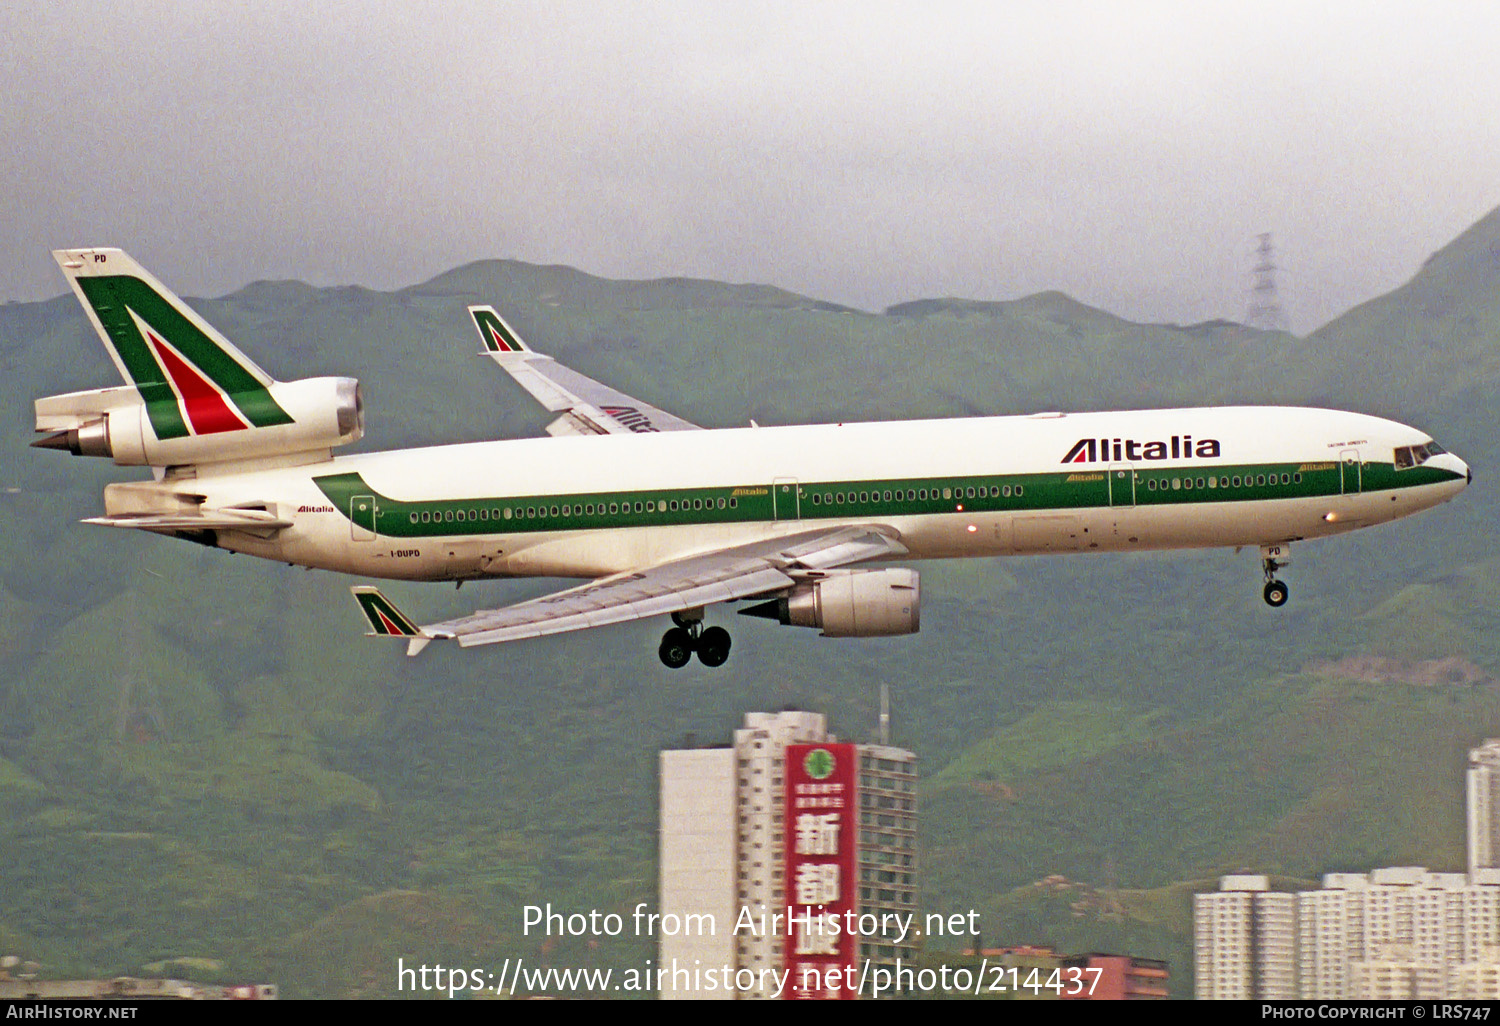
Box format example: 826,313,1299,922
33,249,1470,667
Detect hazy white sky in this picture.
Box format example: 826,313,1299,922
4,1,1498,331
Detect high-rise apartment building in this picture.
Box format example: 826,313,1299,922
1197,740,1500,999
1193,875,1296,999
659,710,917,999
1468,739,1500,877
1199,868,1500,998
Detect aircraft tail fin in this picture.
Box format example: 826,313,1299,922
468,305,531,354
37,249,364,468
351,586,432,656
54,249,284,401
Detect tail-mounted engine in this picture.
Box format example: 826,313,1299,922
740,568,920,637
35,247,365,470
34,376,363,467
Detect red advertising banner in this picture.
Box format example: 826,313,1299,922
783,742,859,999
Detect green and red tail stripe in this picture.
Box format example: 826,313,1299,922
142,326,254,435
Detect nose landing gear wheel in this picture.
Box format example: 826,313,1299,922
659,627,695,668
1263,580,1289,607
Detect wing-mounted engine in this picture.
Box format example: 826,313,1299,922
740,568,920,637
34,376,363,467
33,248,364,470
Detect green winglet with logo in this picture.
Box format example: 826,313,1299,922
351,586,432,656
469,306,530,354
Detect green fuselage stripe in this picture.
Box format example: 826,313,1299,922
311,460,1460,540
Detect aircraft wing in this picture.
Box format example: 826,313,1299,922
352,524,906,655
469,306,701,436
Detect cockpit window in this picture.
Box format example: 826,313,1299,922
1395,442,1445,469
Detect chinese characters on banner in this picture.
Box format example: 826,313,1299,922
783,743,858,999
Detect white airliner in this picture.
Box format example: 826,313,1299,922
33,248,1470,667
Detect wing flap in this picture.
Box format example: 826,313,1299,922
454,565,793,646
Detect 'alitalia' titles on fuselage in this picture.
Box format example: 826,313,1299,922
1062,435,1222,464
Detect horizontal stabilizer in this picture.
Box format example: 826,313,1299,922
82,508,292,533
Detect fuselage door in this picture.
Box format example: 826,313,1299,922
1108,463,1136,507
773,478,800,520
1340,449,1362,494
350,494,378,541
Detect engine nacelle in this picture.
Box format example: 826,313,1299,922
742,568,920,637
34,376,363,467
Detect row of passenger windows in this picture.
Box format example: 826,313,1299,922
1145,472,1302,492
402,469,1303,524
810,484,1022,507
407,495,739,524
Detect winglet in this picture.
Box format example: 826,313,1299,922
469,306,530,354
351,586,432,656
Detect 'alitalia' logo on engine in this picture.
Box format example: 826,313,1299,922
1061,436,1222,464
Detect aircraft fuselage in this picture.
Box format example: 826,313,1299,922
108,404,1468,582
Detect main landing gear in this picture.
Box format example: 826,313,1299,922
659,609,732,668
1260,543,1291,608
